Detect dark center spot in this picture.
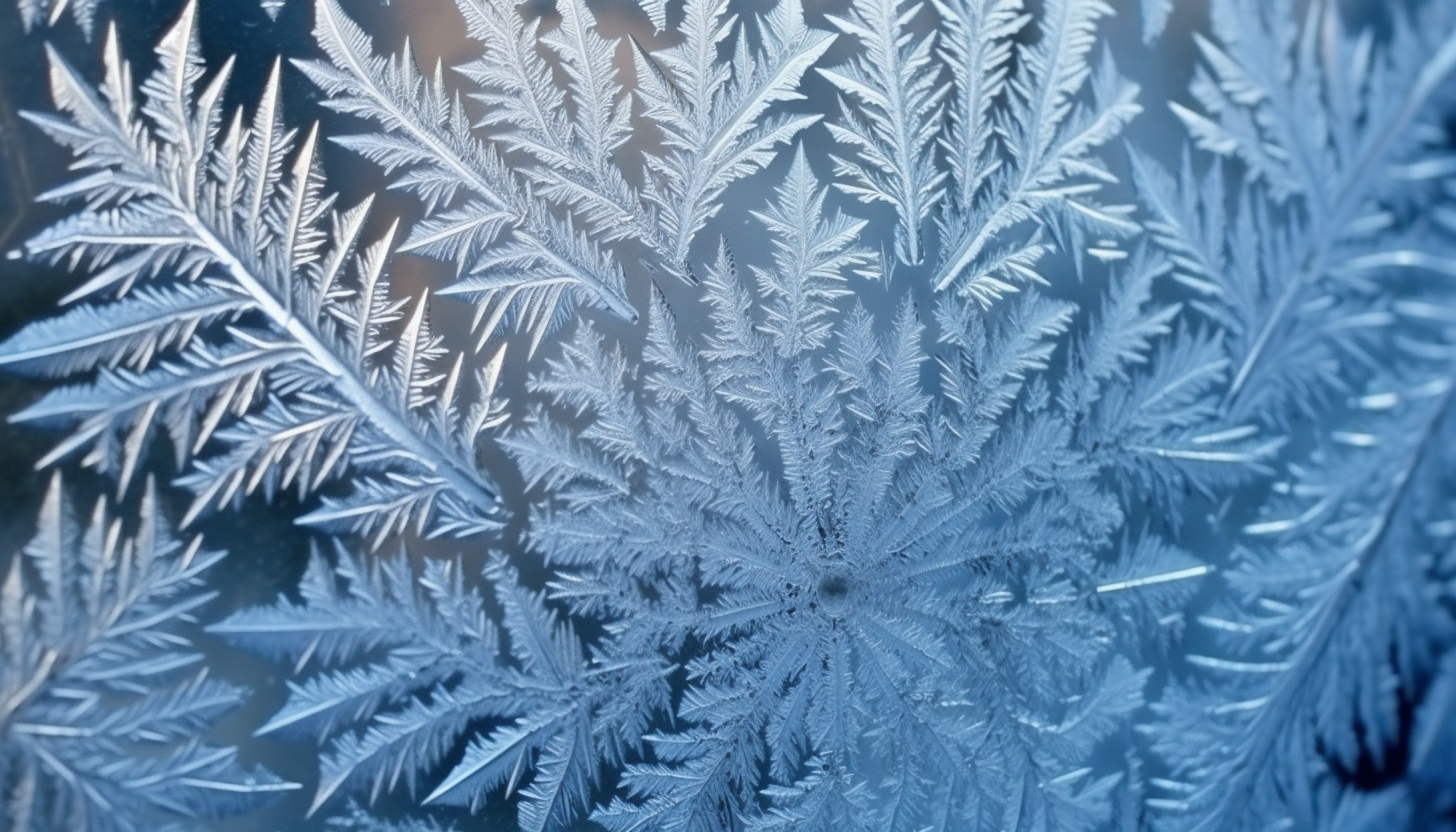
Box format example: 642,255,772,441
816,571,852,614
818,573,850,598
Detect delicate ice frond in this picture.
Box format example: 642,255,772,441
17,0,103,33
298,0,830,339
747,149,868,355
1140,0,1171,44
819,0,948,264
1140,0,1456,423
503,160,1205,831
1140,3,1456,829
634,0,835,274
299,0,634,352
1065,249,1279,507
1149,366,1456,832
455,0,649,252
213,543,668,832
0,475,295,832
930,0,1025,216
932,0,1139,305
2,3,505,544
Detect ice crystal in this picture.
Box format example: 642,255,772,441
5,0,1456,830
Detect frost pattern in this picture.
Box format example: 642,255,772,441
211,541,666,832
819,0,946,265
0,476,295,831
931,0,1139,306
17,0,103,32
1131,1,1456,828
294,0,833,350
507,152,1217,831
2,5,506,545
3,0,1456,831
